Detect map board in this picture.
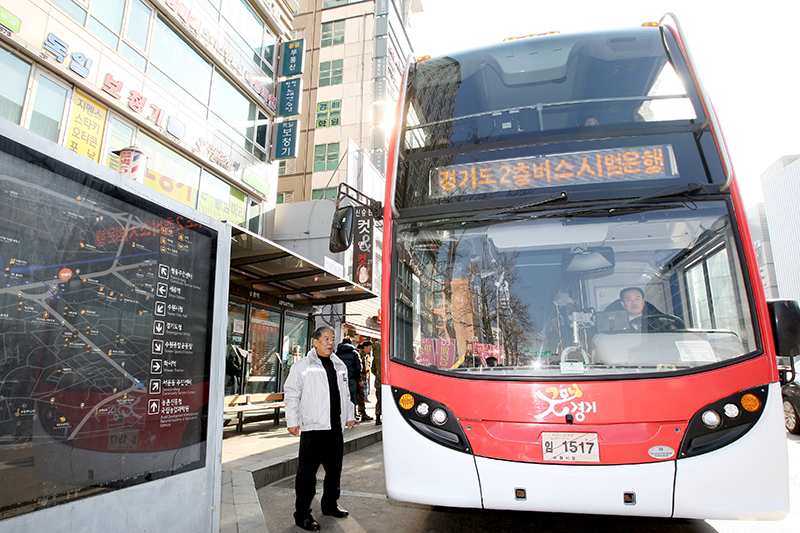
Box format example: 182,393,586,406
0,130,221,519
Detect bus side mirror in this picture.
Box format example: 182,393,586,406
767,299,800,385
329,205,355,253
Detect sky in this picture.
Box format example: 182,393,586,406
406,0,800,210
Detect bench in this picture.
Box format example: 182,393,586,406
223,393,285,432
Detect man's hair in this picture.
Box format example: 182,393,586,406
362,340,372,347
312,325,334,340
619,287,645,300
341,338,352,345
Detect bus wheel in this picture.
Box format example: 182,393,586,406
783,398,800,434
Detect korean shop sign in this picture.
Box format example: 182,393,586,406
43,33,93,78
67,93,107,163
278,77,302,117
272,120,299,160
280,39,305,77
0,6,21,33
352,206,374,290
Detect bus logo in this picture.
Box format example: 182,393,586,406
534,384,597,422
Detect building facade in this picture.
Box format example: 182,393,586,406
746,203,779,299
761,155,800,300
275,0,421,341
0,0,301,233
277,0,420,204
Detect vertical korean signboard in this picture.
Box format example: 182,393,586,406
352,206,374,290
0,129,220,519
273,120,299,160
278,78,302,117
280,39,306,77
66,92,107,163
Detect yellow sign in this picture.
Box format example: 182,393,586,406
66,93,107,163
143,168,198,208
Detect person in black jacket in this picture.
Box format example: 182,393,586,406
336,338,361,405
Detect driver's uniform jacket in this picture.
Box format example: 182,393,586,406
284,348,356,431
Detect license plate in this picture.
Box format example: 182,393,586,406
542,432,599,462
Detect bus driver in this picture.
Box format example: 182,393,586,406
618,287,672,332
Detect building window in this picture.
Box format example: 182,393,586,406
206,0,277,77
210,70,269,160
28,75,69,143
312,187,338,200
51,0,153,72
322,0,351,7
149,15,212,114
279,161,287,175
104,116,135,171
197,169,248,226
314,143,340,172
50,0,88,24
137,132,201,208
0,47,32,124
277,192,285,204
319,59,344,87
0,48,72,144
321,21,345,47
316,100,342,128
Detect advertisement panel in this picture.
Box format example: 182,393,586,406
0,131,219,518
66,92,107,163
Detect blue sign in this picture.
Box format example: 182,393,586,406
278,78,302,117
280,39,305,77
273,120,299,160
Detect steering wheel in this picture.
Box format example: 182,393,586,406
647,313,685,331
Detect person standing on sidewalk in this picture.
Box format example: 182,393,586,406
355,341,373,421
335,338,361,408
371,340,382,425
285,326,356,532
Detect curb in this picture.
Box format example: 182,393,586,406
222,427,382,533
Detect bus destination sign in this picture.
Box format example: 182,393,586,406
431,145,677,198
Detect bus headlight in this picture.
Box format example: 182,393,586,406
723,403,740,419
431,408,448,426
701,410,721,429
679,385,768,458
392,387,471,454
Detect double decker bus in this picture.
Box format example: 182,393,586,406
378,15,790,519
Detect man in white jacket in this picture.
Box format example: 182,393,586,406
285,325,356,531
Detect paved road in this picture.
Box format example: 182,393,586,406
259,433,800,533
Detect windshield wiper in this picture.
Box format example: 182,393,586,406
525,202,684,220
508,183,706,221
402,191,569,230
491,191,569,215
621,182,708,205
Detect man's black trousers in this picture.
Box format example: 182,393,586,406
294,429,344,518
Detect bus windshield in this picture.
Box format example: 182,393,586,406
404,27,697,153
398,27,707,210
392,201,757,378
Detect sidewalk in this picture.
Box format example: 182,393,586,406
220,395,381,533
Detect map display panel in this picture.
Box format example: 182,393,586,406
0,146,217,518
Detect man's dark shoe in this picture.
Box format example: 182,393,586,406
295,516,320,531
375,417,381,426
360,414,374,421
322,506,349,518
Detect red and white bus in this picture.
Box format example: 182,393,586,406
377,15,791,519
